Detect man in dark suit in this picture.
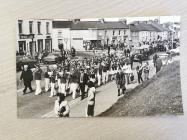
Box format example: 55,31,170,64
20,65,33,95
79,69,89,100
116,68,126,96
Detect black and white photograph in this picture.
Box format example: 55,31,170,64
16,16,183,118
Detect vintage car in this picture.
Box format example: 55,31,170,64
131,45,150,62
16,55,37,71
166,47,180,56
43,52,62,64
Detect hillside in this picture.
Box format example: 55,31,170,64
99,61,183,117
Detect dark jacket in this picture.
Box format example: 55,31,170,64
116,72,126,89
44,70,50,78
60,74,68,84
98,65,103,75
20,69,33,83
34,68,43,80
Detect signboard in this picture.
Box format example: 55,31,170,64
46,35,51,39
73,38,83,40
19,34,34,39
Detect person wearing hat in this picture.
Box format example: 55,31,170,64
86,75,96,117
79,68,89,100
20,65,33,95
97,61,103,86
68,68,79,100
44,65,51,92
155,56,162,73
102,61,107,85
34,64,43,95
57,67,62,89
49,66,57,97
58,69,68,96
116,67,126,96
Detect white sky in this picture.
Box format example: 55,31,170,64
80,16,180,24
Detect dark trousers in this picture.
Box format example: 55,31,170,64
156,67,161,73
23,81,33,93
138,72,143,83
87,104,95,116
131,62,133,69
79,83,85,100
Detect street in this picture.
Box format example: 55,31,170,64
17,55,157,118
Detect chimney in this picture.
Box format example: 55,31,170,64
133,21,139,25
143,21,148,24
99,18,105,24
148,20,153,24
73,19,80,24
119,18,127,24
154,19,159,23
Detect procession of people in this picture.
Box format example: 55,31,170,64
19,39,178,117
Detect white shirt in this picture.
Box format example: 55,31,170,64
54,100,70,116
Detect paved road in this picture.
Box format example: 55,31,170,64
42,59,156,118
42,55,180,118
17,53,179,118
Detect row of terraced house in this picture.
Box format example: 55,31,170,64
16,18,180,56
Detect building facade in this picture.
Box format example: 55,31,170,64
52,20,130,51
16,19,53,56
130,21,172,46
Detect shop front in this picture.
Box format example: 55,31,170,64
45,39,52,52
18,34,34,55
18,41,26,54
29,41,36,56
37,39,43,52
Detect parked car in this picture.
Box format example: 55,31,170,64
43,52,62,64
133,53,149,62
16,55,37,71
131,46,150,62
166,47,180,56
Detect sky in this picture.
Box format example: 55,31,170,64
80,16,180,24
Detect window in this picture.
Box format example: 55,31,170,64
113,30,115,36
119,30,121,35
37,22,41,34
105,30,107,35
58,31,62,38
46,22,49,34
29,21,33,34
18,20,23,34
58,39,63,45
124,30,126,35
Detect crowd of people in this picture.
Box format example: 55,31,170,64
19,40,178,117
19,52,149,117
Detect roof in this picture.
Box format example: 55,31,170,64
52,21,129,30
130,23,159,32
130,22,171,32
71,21,129,30
52,21,72,28
150,22,171,32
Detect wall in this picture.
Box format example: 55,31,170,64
16,19,52,54
52,28,71,50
